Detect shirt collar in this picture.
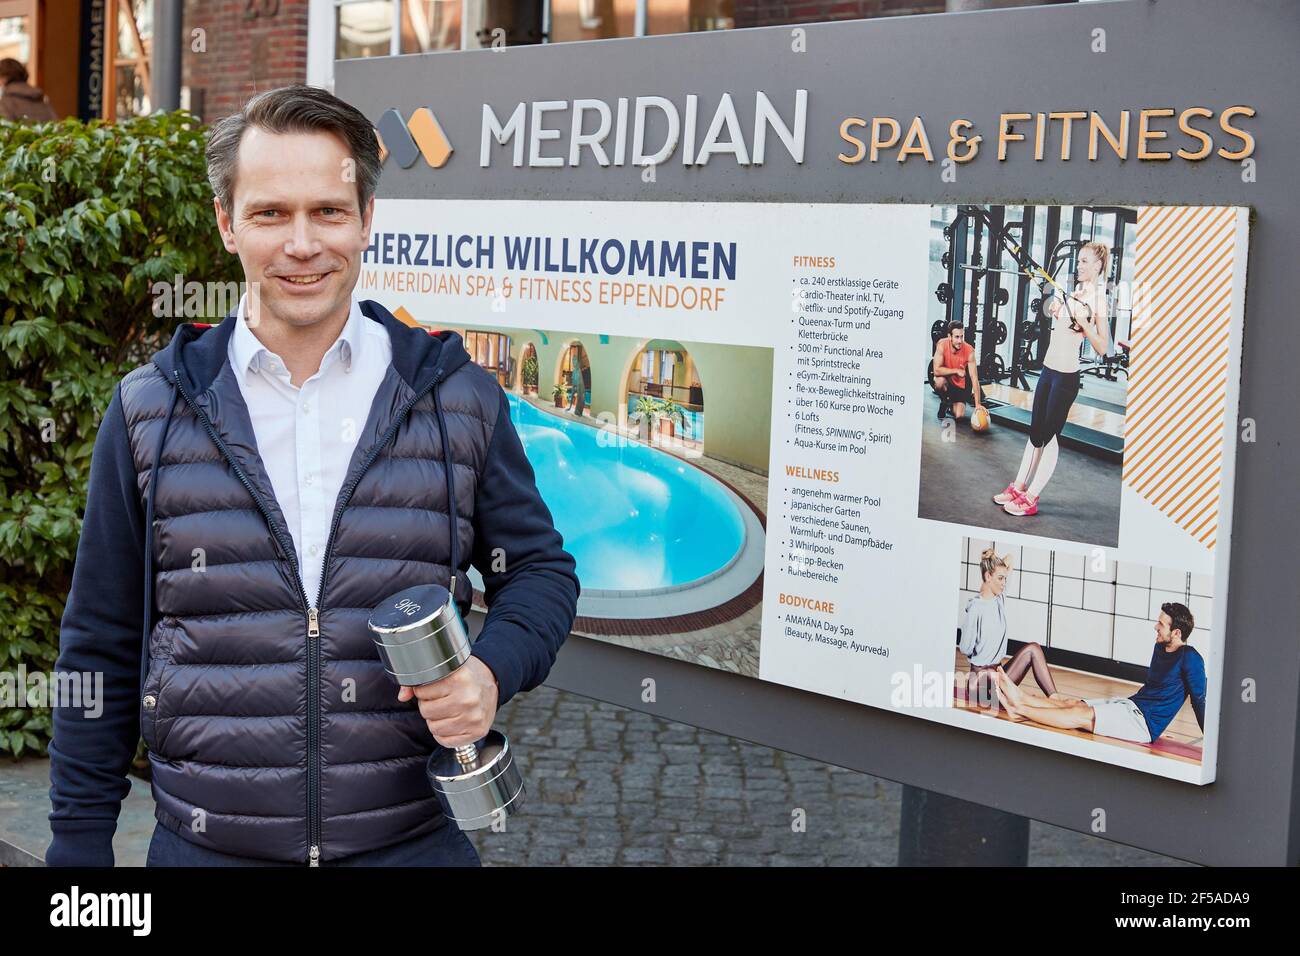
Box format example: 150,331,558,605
230,293,364,386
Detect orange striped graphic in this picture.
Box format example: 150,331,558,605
1123,206,1238,550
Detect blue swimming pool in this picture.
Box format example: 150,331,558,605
505,393,748,592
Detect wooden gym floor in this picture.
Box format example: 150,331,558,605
983,383,1126,439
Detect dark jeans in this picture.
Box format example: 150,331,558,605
145,820,482,867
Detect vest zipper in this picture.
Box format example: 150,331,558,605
174,365,449,868
305,368,445,866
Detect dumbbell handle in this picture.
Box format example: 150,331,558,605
454,743,481,771
403,671,481,770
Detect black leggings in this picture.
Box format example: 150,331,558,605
1029,367,1081,448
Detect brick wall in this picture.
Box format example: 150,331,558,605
174,0,947,123
735,0,945,28
182,0,311,123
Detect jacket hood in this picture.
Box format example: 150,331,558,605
151,297,472,395
1,81,47,102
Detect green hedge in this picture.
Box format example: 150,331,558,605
0,111,242,757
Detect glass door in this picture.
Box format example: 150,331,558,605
0,1,36,82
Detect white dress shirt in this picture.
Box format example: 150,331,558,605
227,293,393,607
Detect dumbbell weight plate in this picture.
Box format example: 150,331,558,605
980,354,1006,381
427,729,526,831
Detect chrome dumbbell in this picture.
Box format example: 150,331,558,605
367,583,524,831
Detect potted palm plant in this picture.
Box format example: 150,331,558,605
522,353,539,394
657,397,691,438
629,396,661,442
553,383,568,408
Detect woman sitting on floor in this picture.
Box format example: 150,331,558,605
961,547,1059,708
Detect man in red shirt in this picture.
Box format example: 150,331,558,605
931,322,985,423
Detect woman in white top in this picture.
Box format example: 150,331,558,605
960,548,1058,707
993,242,1111,517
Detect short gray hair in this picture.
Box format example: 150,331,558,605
205,84,382,214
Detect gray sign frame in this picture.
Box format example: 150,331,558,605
337,0,1300,865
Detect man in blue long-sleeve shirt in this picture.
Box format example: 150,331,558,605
994,602,1206,745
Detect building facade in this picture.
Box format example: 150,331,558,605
6,0,949,123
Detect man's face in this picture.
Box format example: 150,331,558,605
214,128,373,330
1154,611,1182,647
950,328,965,349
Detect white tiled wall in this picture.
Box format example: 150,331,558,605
1083,579,1116,614
1188,594,1214,634
1151,567,1187,592
1020,545,1051,573
1114,617,1157,665
1116,561,1150,587
959,538,1211,667
1020,570,1050,602
1053,550,1086,578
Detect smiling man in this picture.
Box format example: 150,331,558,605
45,85,580,867
994,603,1206,747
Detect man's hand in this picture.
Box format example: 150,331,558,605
397,655,500,748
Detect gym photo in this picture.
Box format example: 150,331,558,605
954,537,1209,767
917,204,1133,548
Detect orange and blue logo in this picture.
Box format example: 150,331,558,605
375,108,453,169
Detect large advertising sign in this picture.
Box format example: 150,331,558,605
338,0,1300,861
363,199,1248,784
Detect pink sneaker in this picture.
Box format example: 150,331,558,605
993,483,1024,505
1004,492,1039,516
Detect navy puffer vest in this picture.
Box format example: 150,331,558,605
120,301,497,864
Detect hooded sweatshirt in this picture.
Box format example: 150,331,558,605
45,300,580,865
0,80,57,122
960,592,1008,667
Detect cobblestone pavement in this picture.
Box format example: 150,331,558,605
467,685,1190,867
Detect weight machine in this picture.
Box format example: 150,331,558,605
931,204,1132,392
